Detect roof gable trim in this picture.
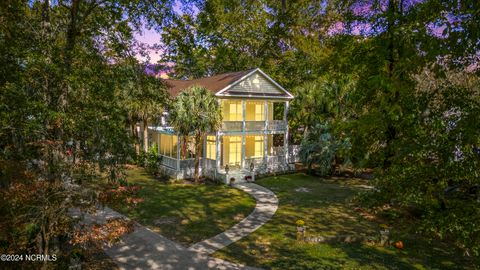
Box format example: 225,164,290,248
215,68,294,99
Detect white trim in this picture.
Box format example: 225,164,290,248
256,69,294,99
215,68,294,99
217,94,293,100
215,69,258,96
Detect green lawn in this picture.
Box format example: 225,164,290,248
107,167,256,246
213,173,479,270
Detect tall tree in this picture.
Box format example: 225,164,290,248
0,0,174,261
169,86,222,182
115,59,167,154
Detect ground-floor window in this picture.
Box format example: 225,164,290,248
246,135,264,159
159,133,178,158
222,136,241,166
206,135,216,160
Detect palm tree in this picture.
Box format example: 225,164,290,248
169,86,222,182
116,60,167,154
136,73,167,153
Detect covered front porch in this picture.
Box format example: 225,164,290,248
148,128,291,182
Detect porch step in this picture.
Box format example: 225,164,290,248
218,170,253,184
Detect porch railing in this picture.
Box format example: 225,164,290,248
288,145,300,163
244,157,264,169
159,153,295,172
180,158,195,169
271,146,285,156
204,158,216,170
159,155,200,170
160,155,177,169
267,155,286,166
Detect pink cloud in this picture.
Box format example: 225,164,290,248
134,25,163,63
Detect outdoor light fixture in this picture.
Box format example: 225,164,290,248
225,164,229,174
250,161,254,172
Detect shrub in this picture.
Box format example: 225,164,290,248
140,145,162,175
299,123,351,176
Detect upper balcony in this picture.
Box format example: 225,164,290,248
220,99,288,133
221,120,287,132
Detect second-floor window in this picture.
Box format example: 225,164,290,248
246,101,265,121
222,100,242,121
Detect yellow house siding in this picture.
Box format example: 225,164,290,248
159,134,178,158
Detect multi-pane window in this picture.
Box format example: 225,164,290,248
246,135,264,158
255,104,264,121
222,100,242,121
246,101,265,121
254,136,264,157
206,136,216,160
228,136,242,166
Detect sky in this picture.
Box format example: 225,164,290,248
133,0,475,71
134,0,195,64
134,27,163,63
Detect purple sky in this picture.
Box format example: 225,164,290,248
134,1,192,64
134,27,162,63
133,0,469,67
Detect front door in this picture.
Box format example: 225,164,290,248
228,136,242,167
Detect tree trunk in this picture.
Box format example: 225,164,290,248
40,223,49,270
64,0,80,72
182,135,187,159
143,118,148,152
193,133,203,182
131,123,140,154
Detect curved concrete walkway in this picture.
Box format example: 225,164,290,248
80,182,278,269
83,207,262,270
188,183,279,255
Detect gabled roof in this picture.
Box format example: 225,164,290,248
164,68,293,99
164,69,254,97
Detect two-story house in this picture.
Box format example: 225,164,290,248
148,68,295,183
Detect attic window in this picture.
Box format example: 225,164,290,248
252,78,260,84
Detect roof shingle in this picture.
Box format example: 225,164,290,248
164,69,255,97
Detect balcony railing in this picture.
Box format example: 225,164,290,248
267,120,287,131
221,120,287,132
221,121,243,131
245,121,265,131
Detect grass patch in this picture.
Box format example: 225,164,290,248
213,173,479,270
107,167,256,246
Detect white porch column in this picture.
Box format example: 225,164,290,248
264,100,268,128
264,100,268,165
264,133,268,163
284,101,290,164
241,134,246,169
241,100,246,169
242,100,246,131
202,134,207,172
176,134,181,170
215,132,221,172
